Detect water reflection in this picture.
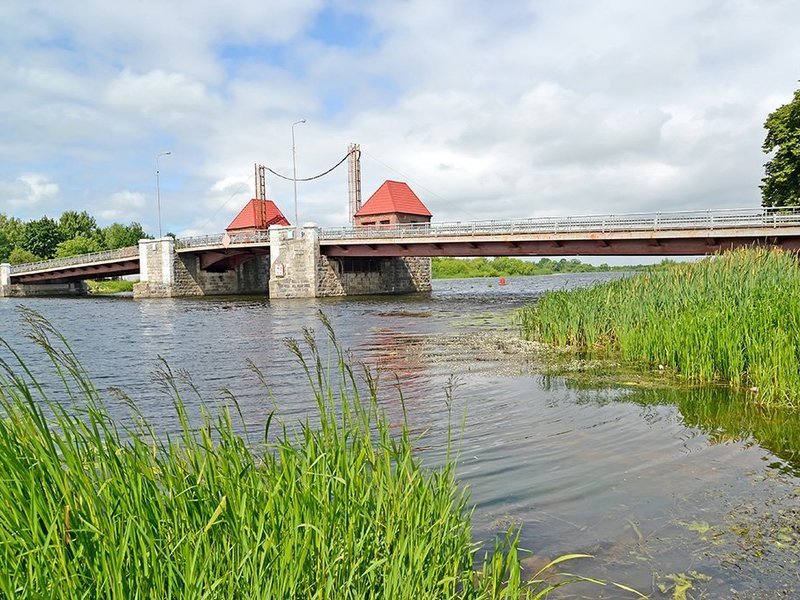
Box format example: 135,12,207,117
565,381,800,476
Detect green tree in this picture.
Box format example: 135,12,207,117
431,256,612,278
102,222,150,249
0,230,10,263
0,214,25,249
59,210,99,241
55,236,103,258
8,247,41,265
20,217,64,259
761,86,800,207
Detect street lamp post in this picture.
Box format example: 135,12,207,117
292,119,306,228
156,151,172,238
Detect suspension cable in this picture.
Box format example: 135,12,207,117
266,148,356,182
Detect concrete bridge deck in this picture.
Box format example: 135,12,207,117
316,208,800,257
3,207,800,296
171,206,800,257
7,246,141,283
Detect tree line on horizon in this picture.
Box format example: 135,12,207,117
431,256,634,278
0,211,151,265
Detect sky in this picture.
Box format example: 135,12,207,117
1,0,799,240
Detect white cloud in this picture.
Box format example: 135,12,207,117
0,174,60,215
98,190,146,223
105,69,219,120
1,0,799,233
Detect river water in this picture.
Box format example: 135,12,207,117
1,273,798,598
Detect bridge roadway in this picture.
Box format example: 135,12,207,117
7,207,800,284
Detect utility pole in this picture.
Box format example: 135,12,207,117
254,163,267,200
292,119,306,227
156,151,172,238
347,143,362,227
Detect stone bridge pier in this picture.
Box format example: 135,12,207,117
133,238,269,298
268,225,431,299
0,263,10,297
133,238,175,297
132,228,431,299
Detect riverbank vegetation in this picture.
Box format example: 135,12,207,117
432,256,639,279
0,310,634,598
86,279,135,294
518,248,800,408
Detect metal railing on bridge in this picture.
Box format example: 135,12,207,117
176,231,270,249
175,234,224,249
318,207,800,241
158,207,800,250
10,245,140,275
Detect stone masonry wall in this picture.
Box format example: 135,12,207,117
316,256,431,297
396,256,432,293
1,281,88,297
173,254,269,296
315,258,346,296
237,256,270,293
171,254,204,296
132,282,173,298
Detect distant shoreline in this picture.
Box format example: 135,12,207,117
431,256,653,279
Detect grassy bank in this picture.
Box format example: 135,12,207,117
86,279,134,294
432,256,629,279
517,248,800,409
0,310,627,599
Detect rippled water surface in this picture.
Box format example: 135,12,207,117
1,273,798,598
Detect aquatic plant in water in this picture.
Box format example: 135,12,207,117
517,248,800,408
0,308,641,599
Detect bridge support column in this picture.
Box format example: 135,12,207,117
0,263,10,298
133,238,176,298
269,225,321,298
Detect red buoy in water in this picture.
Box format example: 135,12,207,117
499,277,506,286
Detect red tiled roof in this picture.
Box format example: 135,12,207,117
226,199,290,231
354,180,432,217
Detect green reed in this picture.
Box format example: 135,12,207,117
0,308,631,599
517,248,800,409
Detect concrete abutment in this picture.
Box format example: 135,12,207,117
1,262,89,297
0,263,9,298
268,225,431,299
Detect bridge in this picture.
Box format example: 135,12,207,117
3,207,800,299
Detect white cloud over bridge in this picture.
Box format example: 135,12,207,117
0,0,798,237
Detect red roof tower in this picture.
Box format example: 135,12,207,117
226,199,290,233
354,180,431,227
